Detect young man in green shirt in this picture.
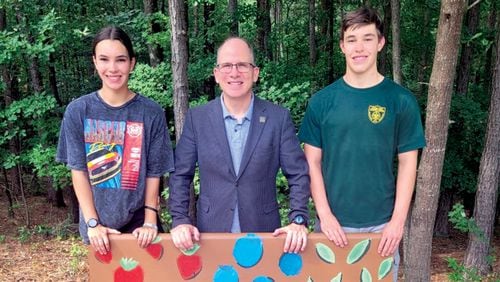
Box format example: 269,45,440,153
299,6,425,280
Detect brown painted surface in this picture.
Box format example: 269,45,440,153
89,233,392,281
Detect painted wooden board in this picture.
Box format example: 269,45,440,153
89,233,393,281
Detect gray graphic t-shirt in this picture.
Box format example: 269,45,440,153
56,92,174,243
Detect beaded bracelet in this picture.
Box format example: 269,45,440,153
144,205,159,214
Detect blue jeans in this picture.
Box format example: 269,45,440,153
315,220,400,282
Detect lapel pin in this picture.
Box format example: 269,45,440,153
259,116,266,123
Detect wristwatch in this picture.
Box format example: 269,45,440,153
87,218,99,228
292,215,307,226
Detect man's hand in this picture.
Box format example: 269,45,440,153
272,223,308,253
378,220,404,257
170,224,200,251
320,214,348,248
88,225,121,255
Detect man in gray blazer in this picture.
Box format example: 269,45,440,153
169,37,310,253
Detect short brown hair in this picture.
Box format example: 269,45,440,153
341,6,383,40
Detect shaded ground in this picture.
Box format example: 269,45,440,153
0,195,498,281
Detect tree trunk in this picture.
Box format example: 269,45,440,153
48,53,63,106
391,0,402,84
417,6,431,96
203,2,215,101
433,189,453,237
168,0,190,142
275,0,284,61
168,0,195,224
405,1,466,281
228,0,238,36
256,0,272,61
308,0,317,67
379,1,391,76
463,27,500,276
320,0,334,82
455,0,480,95
144,0,164,66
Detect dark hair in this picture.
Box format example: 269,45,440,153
216,36,255,65
92,26,135,59
341,6,383,40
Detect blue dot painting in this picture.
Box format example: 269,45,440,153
213,265,238,282
278,253,303,276
233,233,264,268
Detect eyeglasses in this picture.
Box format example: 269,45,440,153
216,62,256,73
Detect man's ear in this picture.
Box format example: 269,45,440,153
377,36,386,52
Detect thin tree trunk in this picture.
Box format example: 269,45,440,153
144,0,164,66
228,0,239,36
463,27,500,276
391,0,402,84
456,0,480,95
168,0,189,142
256,0,272,61
275,0,284,61
168,0,195,223
308,0,317,67
405,1,467,281
322,0,334,82
203,2,215,101
417,5,431,96
48,53,62,106
2,168,14,218
433,189,453,237
379,1,391,76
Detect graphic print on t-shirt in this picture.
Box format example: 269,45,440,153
84,119,143,190
368,105,386,124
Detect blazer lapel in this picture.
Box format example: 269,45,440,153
236,97,267,179
208,97,237,178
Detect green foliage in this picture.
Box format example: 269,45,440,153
129,62,173,108
442,94,488,194
69,239,88,275
0,234,5,244
446,257,482,282
448,203,485,241
17,226,32,243
258,80,311,126
447,204,498,281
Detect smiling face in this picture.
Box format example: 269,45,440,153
340,23,385,78
213,38,259,102
93,39,136,94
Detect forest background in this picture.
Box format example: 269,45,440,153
0,0,498,281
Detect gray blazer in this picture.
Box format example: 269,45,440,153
169,96,310,232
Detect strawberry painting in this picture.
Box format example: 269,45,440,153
176,243,202,280
114,257,144,282
95,250,112,264
146,236,163,260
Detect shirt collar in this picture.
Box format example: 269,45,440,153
221,94,254,121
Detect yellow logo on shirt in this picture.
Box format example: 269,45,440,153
368,105,386,124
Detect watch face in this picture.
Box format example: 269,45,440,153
293,216,304,225
87,218,98,228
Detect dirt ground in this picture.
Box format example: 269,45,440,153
0,195,498,281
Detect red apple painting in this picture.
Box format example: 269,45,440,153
146,236,163,260
114,257,144,282
95,250,112,264
176,243,202,280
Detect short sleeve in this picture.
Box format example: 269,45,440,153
396,94,426,153
55,103,87,171
146,111,175,177
298,99,322,148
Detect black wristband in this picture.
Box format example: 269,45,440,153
144,205,158,214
